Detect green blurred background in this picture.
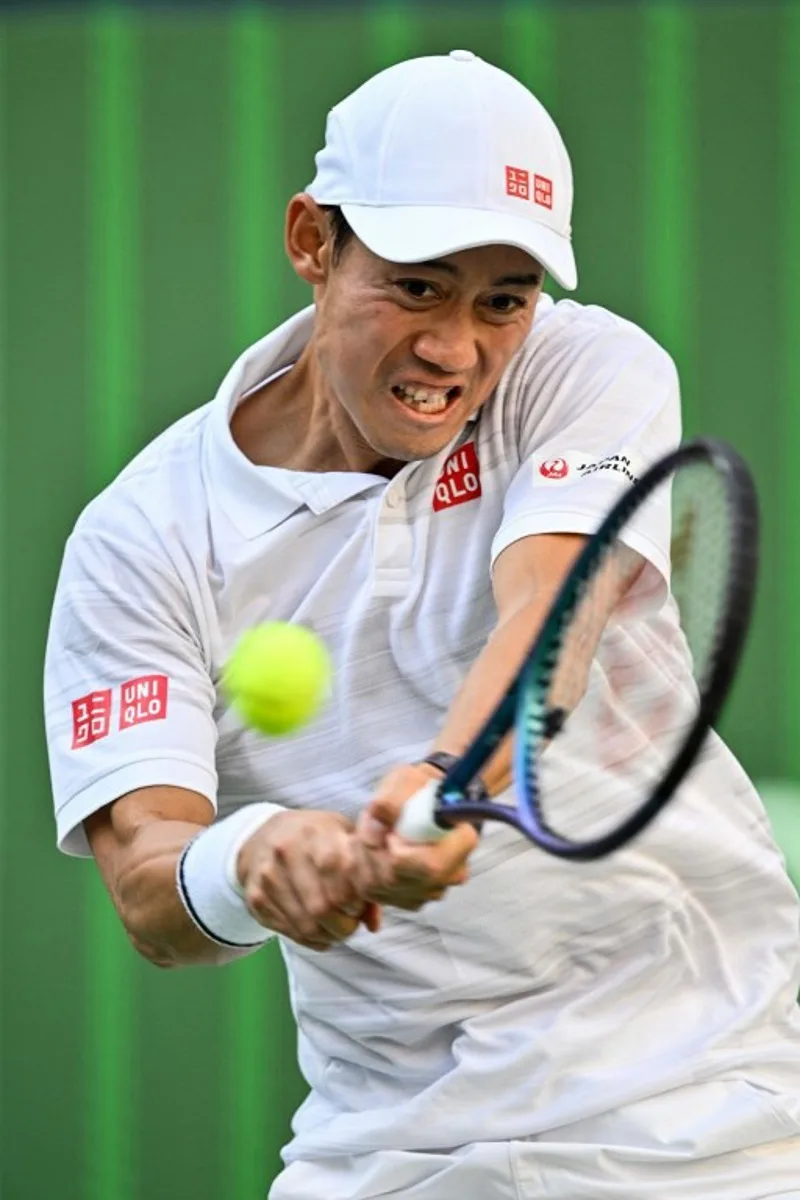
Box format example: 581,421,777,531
2,1,800,1197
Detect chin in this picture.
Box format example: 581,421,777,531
375,431,456,464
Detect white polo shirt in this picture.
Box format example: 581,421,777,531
44,297,800,1174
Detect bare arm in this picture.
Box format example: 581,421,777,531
85,787,246,968
85,787,391,968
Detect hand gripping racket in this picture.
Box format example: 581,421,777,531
396,438,759,860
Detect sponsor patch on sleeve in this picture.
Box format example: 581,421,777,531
119,674,169,730
532,449,643,487
71,689,113,749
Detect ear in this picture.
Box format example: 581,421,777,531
285,195,332,286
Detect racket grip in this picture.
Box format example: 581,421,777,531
395,781,449,843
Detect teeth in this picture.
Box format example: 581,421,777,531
394,383,454,414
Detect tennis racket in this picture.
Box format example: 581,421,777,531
396,438,759,860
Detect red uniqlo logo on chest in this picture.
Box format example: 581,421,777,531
72,689,112,749
505,166,530,200
534,175,553,209
433,442,482,512
119,674,169,730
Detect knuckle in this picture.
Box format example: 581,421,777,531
319,846,354,876
271,836,293,861
243,883,268,914
249,861,278,893
305,895,330,920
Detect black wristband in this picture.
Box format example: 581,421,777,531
419,751,460,776
417,752,489,803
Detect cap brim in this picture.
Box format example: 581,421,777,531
341,202,577,291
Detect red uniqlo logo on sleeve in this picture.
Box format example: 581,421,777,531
72,689,112,749
433,442,482,512
534,175,553,209
505,166,530,200
119,674,169,730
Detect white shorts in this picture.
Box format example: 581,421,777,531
269,1136,800,1200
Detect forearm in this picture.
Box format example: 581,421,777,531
113,821,261,968
431,597,554,795
431,542,642,796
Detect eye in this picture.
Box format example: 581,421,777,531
394,279,438,301
485,293,528,314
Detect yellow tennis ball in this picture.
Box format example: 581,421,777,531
223,622,332,736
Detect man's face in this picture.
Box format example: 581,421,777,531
311,234,544,465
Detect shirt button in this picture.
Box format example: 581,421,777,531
385,488,402,509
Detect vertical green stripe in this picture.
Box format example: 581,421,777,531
86,9,138,1200
503,0,559,297
230,8,283,348
227,10,286,1197
503,0,557,114
88,7,138,482
782,2,800,777
367,1,418,69
642,2,694,429
0,21,5,1070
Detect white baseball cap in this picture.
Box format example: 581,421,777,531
306,50,577,290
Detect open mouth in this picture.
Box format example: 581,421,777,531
391,383,463,415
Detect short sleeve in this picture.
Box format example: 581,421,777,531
44,522,219,857
491,324,682,593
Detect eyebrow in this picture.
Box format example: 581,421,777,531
414,258,543,287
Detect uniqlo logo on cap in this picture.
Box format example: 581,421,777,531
119,674,169,730
505,166,530,201
534,175,553,209
433,442,482,512
72,689,112,749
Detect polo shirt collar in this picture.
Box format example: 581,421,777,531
205,306,386,539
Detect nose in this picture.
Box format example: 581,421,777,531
411,312,480,376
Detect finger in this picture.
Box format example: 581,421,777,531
310,834,364,912
241,849,307,936
317,910,360,941
447,864,470,886
355,807,392,850
283,847,373,945
350,836,396,895
295,933,336,952
360,900,382,932
246,842,331,944
389,821,480,883
281,856,344,942
361,765,433,839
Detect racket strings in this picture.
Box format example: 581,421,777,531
671,464,732,689
521,458,741,845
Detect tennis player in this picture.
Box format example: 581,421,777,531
45,52,800,1199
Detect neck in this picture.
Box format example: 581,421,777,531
230,345,402,478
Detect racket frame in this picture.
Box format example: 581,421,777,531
429,438,759,859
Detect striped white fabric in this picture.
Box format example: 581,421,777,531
44,296,800,1191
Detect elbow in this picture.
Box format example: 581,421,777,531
126,925,181,970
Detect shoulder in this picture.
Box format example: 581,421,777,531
70,403,213,562
502,296,679,409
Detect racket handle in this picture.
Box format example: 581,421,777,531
395,781,449,843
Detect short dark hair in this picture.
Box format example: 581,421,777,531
320,205,354,265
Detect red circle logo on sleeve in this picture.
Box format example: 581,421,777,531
539,457,570,480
